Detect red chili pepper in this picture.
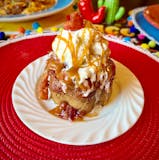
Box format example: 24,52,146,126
78,0,106,24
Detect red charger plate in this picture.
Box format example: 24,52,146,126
0,35,159,160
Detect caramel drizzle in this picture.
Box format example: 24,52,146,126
55,28,107,84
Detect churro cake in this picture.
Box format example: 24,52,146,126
37,24,115,121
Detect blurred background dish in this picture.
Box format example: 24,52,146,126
0,0,57,16
0,0,74,22
132,7,159,45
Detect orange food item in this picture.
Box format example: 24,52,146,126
143,4,159,29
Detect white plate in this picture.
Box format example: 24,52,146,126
0,0,74,22
12,55,144,145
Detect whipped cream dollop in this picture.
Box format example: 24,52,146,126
51,28,111,95
52,28,109,67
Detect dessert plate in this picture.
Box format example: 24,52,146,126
12,55,144,145
0,0,73,22
132,7,159,45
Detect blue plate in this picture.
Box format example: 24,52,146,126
0,0,74,22
132,7,159,45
